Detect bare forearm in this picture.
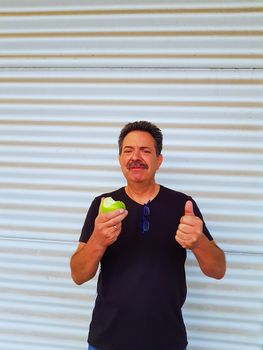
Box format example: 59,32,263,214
191,234,226,279
70,235,106,285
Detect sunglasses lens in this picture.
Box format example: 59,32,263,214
143,218,150,232
143,205,150,216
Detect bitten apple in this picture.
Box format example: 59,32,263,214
101,197,126,213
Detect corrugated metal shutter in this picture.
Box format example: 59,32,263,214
1,0,263,69
0,1,262,350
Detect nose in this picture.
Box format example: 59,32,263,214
131,148,140,160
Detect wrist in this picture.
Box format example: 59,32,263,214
191,232,208,252
89,233,107,254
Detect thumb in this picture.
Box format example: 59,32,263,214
185,200,194,216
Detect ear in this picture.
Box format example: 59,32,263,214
157,154,163,170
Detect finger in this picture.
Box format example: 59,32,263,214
176,228,192,241
178,223,194,234
112,223,121,232
180,215,199,226
105,232,118,243
107,224,122,241
185,200,194,216
175,234,188,248
114,226,122,238
108,226,118,237
100,208,128,223
109,215,126,228
176,229,196,248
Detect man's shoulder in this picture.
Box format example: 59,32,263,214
160,185,190,201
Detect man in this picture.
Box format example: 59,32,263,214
70,121,226,350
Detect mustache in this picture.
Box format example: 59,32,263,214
127,160,148,169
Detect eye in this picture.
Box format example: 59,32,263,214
123,149,132,154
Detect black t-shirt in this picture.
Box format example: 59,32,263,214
79,185,213,350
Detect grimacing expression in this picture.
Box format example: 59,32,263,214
119,131,163,183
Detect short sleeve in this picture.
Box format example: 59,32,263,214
191,197,213,241
79,197,100,243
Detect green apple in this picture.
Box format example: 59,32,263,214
101,197,126,213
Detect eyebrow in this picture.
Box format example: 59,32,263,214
123,146,152,150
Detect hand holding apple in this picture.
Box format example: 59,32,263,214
93,197,128,248
175,200,203,249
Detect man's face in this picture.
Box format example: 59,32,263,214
119,131,163,184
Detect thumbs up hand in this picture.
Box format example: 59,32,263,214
175,200,203,249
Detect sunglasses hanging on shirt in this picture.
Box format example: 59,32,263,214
141,201,150,234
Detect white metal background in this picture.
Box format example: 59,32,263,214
0,1,262,350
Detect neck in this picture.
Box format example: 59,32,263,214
125,182,159,205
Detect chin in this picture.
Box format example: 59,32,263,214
128,175,145,183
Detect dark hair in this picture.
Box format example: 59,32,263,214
118,121,163,155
